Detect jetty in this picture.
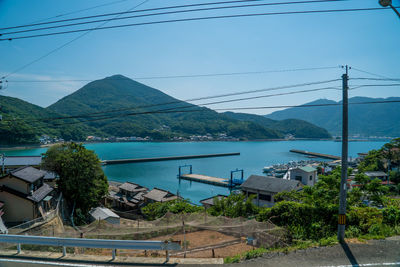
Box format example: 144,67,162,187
178,165,244,188
290,149,340,160
102,152,240,165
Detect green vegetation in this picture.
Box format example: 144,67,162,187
41,142,108,224
265,96,400,137
0,95,99,145
141,199,203,220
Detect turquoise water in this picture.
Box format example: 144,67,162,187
0,141,387,204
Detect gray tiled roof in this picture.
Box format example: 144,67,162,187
89,207,119,220
27,183,53,203
143,188,177,202
10,166,46,183
241,175,301,193
3,156,42,167
119,182,139,192
364,171,387,177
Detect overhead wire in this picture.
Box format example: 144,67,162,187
1,6,398,41
7,78,341,122
6,66,340,83
0,0,348,36
1,0,151,80
0,0,344,32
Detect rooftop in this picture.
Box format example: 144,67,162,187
364,171,388,177
298,166,317,173
119,182,148,193
241,175,302,193
3,156,42,167
27,183,54,203
143,188,177,202
9,166,46,183
89,207,119,220
200,195,227,206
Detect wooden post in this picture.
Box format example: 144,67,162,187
212,248,215,258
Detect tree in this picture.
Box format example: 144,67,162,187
42,143,108,223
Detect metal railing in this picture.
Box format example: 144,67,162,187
0,234,181,261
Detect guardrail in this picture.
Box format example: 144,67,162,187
0,234,181,261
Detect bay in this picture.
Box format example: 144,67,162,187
0,140,387,204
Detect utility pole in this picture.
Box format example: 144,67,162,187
379,0,400,19
337,65,349,242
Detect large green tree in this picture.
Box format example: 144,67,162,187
42,143,108,222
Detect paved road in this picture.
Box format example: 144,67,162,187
0,237,399,266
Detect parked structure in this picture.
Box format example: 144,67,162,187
0,166,54,224
89,207,120,225
143,188,179,203
241,175,302,207
287,165,318,186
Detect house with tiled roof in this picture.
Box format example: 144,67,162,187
0,166,54,224
143,188,179,203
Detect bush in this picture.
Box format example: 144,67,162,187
141,199,203,220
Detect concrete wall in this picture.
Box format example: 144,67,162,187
289,169,317,186
0,176,29,194
0,190,34,223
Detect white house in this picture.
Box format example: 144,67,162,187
287,165,318,186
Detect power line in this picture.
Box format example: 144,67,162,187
0,0,343,32
15,79,341,122
351,77,400,82
27,0,132,24
0,0,347,36
6,85,342,124
351,67,391,79
2,6,397,41
5,66,340,83
1,0,151,79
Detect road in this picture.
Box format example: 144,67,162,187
0,237,399,266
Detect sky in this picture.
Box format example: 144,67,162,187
0,0,399,115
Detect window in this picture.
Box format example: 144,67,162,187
310,175,313,181
295,176,302,181
259,194,271,202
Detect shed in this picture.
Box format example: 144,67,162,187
200,195,227,209
89,207,120,225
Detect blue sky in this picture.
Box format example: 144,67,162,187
0,0,399,115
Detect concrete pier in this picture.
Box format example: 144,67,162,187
102,152,240,165
179,174,230,187
289,149,340,160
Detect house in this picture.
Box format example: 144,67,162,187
143,188,179,203
1,156,42,172
364,171,388,181
287,165,318,186
200,195,227,209
106,182,148,211
0,166,54,224
241,175,302,207
89,207,120,225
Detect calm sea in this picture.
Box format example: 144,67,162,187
0,140,387,204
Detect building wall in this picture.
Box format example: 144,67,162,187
0,190,35,223
289,169,317,186
0,176,29,194
242,188,276,207
105,217,120,225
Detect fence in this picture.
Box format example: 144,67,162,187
0,234,180,261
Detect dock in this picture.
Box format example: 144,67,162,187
179,174,230,187
290,149,340,160
102,152,240,165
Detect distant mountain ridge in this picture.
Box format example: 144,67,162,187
0,75,332,145
265,97,400,137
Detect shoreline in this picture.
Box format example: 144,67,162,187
0,138,392,151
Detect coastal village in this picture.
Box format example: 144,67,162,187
0,146,395,238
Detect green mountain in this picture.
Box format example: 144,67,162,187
48,75,284,140
0,95,99,145
224,112,331,139
0,75,334,145
265,97,400,137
